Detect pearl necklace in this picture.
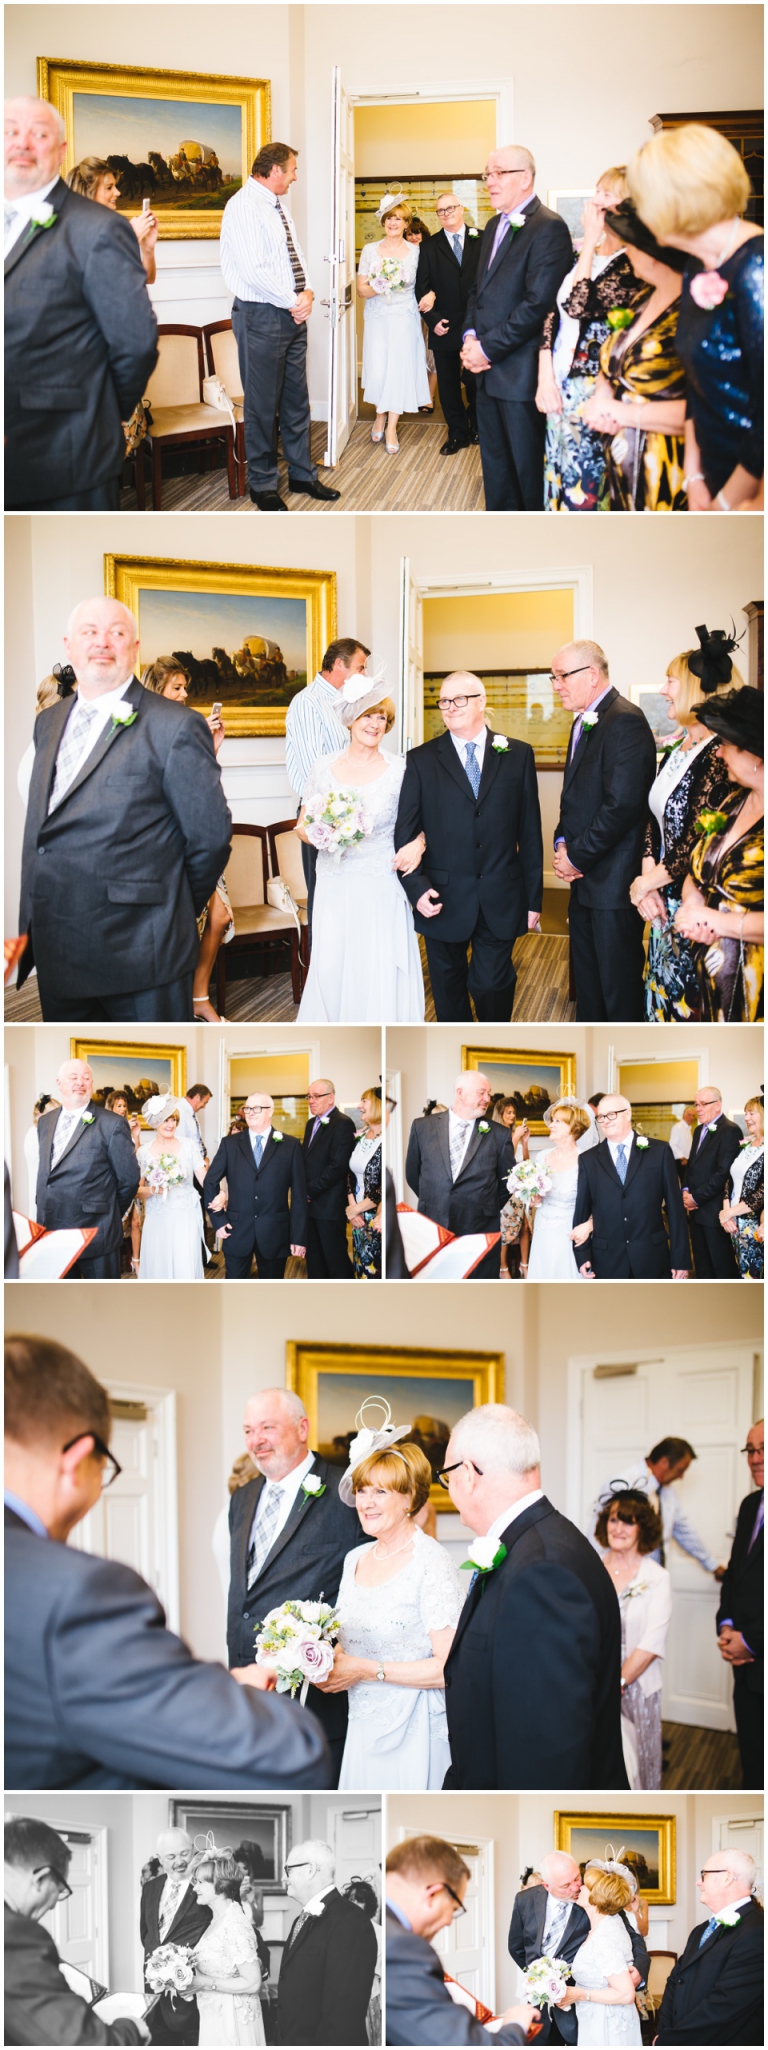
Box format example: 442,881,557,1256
373,1531,414,1562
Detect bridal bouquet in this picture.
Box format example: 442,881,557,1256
370,255,407,293
145,1943,196,2009
523,1954,572,2010
254,1599,340,1704
506,1158,553,1203
143,1153,186,1199
303,791,372,866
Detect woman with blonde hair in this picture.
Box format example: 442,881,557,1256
347,1087,383,1278
357,191,430,451
538,166,642,510
557,1868,641,2043
627,123,763,511
720,1095,764,1279
526,1101,595,1281
141,658,233,1020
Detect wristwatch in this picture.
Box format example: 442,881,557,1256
376,1665,386,1683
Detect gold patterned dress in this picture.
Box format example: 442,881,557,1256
599,300,687,510
689,790,764,1020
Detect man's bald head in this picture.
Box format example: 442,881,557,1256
156,1828,193,1876
243,1387,309,1480
5,98,66,198
485,144,535,210
63,598,139,698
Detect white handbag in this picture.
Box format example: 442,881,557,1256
202,374,237,427
267,878,301,931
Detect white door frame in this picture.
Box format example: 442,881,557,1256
348,78,513,143
399,560,593,751
607,1043,710,1092
564,1339,757,1526
219,1038,322,1137
396,1823,496,2007
48,1822,109,1985
71,1381,180,1635
385,1066,404,1209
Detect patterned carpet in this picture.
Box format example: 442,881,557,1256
119,414,485,514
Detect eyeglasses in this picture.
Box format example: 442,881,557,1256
437,694,484,711
548,664,593,686
439,1881,467,1918
596,1110,626,1125
743,1442,764,1455
437,1460,483,1490
35,1865,73,1902
244,1104,272,1115
62,1433,122,1489
436,204,460,216
482,168,528,183
284,1860,312,1877
700,1869,730,1881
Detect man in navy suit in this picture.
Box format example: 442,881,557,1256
572,1096,690,1279
203,1092,307,1277
654,1850,763,2044
462,145,572,508
716,1420,763,1787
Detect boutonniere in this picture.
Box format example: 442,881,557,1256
478,1121,490,1135
468,227,479,239
695,808,728,837
111,704,138,730
305,1899,326,1917
320,1114,331,1126
508,212,526,231
689,271,730,311
461,1537,508,1574
29,199,57,232
606,307,634,331
636,1135,649,1149
81,1112,95,1125
272,1129,284,1143
492,734,510,752
301,1475,326,1499
714,1907,741,1928
580,710,599,733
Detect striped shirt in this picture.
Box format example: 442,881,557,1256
285,674,348,802
220,176,312,308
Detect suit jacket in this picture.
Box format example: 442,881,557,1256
415,225,483,352
716,1490,763,1691
443,1495,628,1789
394,728,543,942
684,1117,743,1225
555,689,658,909
203,1130,308,1260
140,1877,211,2036
385,1170,411,1278
507,1887,650,2044
572,1137,689,1278
303,1106,357,1221
5,176,158,504
463,196,573,400
35,1102,140,1259
4,1903,143,2045
655,1900,763,2044
406,1112,513,1235
385,1910,526,2046
19,678,232,1000
4,1507,329,1790
277,1889,376,2045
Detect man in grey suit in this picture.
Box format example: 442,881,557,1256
405,1071,513,1277
34,1059,140,1280
386,1836,535,2045
5,98,158,509
5,1816,148,2045
5,1335,330,1790
18,596,232,1021
508,1853,649,2045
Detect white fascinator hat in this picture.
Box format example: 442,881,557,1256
338,658,393,728
585,1844,639,1897
543,1096,598,1151
376,189,408,220
338,1396,413,1507
142,1093,182,1127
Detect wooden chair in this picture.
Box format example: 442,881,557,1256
216,825,302,1013
267,818,310,989
203,319,247,496
138,324,236,509
645,1952,678,2016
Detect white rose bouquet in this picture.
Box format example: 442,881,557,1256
144,1153,186,1199
370,254,407,294
523,1954,572,2010
254,1599,340,1704
506,1158,553,1203
303,791,373,867
145,1943,196,2012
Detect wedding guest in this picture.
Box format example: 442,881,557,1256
357,194,430,453
302,1078,356,1279
34,1059,140,1280
556,1870,641,2042
669,1106,697,1182
136,1099,207,1281
552,641,657,1021
67,156,158,281
5,1817,148,2046
347,1088,383,1278
140,1830,211,2047
595,1490,671,1788
629,626,743,1021
681,1086,742,1277
141,658,233,1021
22,1092,59,1219
581,202,688,509
285,637,370,936
182,1083,212,1174
190,1852,264,2046
442,1405,628,1788
496,1100,531,1278
716,1420,763,1787
628,123,763,510
675,687,764,1022
415,193,482,451
405,216,437,411
17,597,232,1022
653,1851,763,2044
571,1095,689,1279
386,1836,535,2045
538,167,640,510
4,98,157,510
461,146,573,508
203,1094,307,1277
405,1072,514,1279
5,1337,330,1789
720,1098,764,1280
508,1852,649,2047
588,1437,725,1584
276,1840,377,2047
220,141,340,510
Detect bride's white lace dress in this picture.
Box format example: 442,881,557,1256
137,1140,206,1280
337,1525,464,1789
527,1152,583,1281
195,1901,265,2046
297,749,425,1022
571,1918,641,2045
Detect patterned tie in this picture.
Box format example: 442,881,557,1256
4,201,18,242
276,200,306,290
698,1916,720,1949
160,1880,185,1938
252,1134,264,1168
51,1109,82,1167
247,1484,284,1588
48,699,99,812
547,1900,570,1954
286,1910,309,1952
450,1118,474,1181
615,1144,628,1185
451,233,462,262
464,740,481,796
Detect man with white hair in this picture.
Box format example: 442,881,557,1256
441,1404,628,1788
654,1849,762,2044
34,1059,139,1279
394,671,543,1022
277,1838,377,2045
5,96,158,507
508,1852,649,2045
140,1830,211,2045
18,596,232,1021
571,1094,689,1278
405,1069,514,1275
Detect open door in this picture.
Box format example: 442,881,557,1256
399,555,424,750
324,66,357,467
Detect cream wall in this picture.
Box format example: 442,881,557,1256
355,99,498,177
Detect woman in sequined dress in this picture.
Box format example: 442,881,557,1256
675,688,763,1021
538,167,641,511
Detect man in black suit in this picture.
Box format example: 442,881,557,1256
405,1070,513,1278
415,194,482,452
394,672,543,1021
140,1830,211,2046
4,1335,329,1790
277,1839,376,2044
508,1853,649,2046
572,1095,689,1279
682,1086,742,1277
552,640,657,1020
716,1420,763,1787
204,1093,308,1276
18,596,232,1022
442,1405,628,1789
5,98,158,509
386,1836,535,2046
302,1078,356,1278
228,1387,361,1782
654,1851,763,2045
5,1817,148,2047
461,145,572,508
35,1059,140,1280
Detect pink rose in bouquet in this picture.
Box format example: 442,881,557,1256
295,1636,335,1684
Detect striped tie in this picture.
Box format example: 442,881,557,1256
276,200,306,290
247,1484,284,1588
48,699,99,812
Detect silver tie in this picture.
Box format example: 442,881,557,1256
247,1484,284,1588
449,1118,473,1182
48,699,99,812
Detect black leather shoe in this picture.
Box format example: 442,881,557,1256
467,422,478,445
288,477,341,501
250,489,288,510
440,436,470,455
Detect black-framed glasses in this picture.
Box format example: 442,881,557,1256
700,1869,730,1881
437,694,484,711
743,1441,764,1455
436,203,461,216
548,663,593,686
35,1865,73,1902
439,1881,467,1918
284,1860,312,1877
596,1110,626,1125
62,1433,122,1489
482,168,528,183
437,1460,483,1490
244,1103,272,1115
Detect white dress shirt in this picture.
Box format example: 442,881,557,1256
285,674,348,802
4,175,59,257
220,176,312,307
249,1450,317,1553
669,1119,693,1163
53,679,135,788
484,1488,545,1555
450,726,487,777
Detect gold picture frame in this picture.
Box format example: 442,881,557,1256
462,1046,577,1136
38,57,270,241
286,1341,503,1513
554,1813,676,1905
104,555,337,737
70,1039,187,1122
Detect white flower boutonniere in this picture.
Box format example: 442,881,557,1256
581,710,599,732
478,1121,490,1135
492,734,510,752
111,704,138,730
305,1898,326,1917
462,1536,508,1575
508,212,527,231
636,1136,649,1149
81,1112,95,1125
714,1908,741,1929
301,1475,326,1499
272,1130,284,1143
320,1114,331,1126
468,227,479,239
30,199,57,231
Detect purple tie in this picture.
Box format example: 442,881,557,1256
490,213,512,264
570,716,584,759
309,1117,322,1145
747,1495,764,1550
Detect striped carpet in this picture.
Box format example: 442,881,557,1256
120,414,485,514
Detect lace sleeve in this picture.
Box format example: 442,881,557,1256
417,1539,465,1635
742,1154,764,1218
562,276,592,320
226,1908,261,1979
541,307,556,349
358,241,376,278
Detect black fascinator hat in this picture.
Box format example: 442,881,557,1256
697,685,764,759
604,200,689,273
52,661,77,698
688,622,745,694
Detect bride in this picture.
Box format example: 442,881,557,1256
526,1101,596,1281
190,1850,265,2046
296,679,425,1022
357,192,430,452
137,1097,207,1280
557,1867,641,2044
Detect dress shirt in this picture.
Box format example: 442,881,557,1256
385,1897,412,1931
248,1450,316,1554
444,224,466,258
588,1460,718,1573
669,1120,693,1163
448,1109,478,1177
220,176,312,308
450,726,488,776
4,175,59,257
484,1488,545,1555
4,1490,48,1538
51,1100,92,1167
608,1132,634,1170
53,678,135,788
250,1125,273,1162
285,673,348,802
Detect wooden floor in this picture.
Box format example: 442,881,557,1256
662,1720,743,1790
120,414,485,514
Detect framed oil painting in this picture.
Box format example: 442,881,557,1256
554,1813,676,1906
104,555,337,736
286,1342,502,1512
424,671,573,766
38,59,269,240
629,684,679,747
547,189,591,247
70,1039,186,1118
169,1800,290,1891
462,1047,577,1134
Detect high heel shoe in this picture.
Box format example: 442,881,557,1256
193,1000,222,1022
385,437,400,455
371,425,385,444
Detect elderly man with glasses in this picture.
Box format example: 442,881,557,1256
716,1420,764,1788
414,192,482,453
276,1839,377,2045
203,1093,308,1277
681,1087,743,1277
5,1816,149,2044
570,1093,689,1278
653,1850,762,2044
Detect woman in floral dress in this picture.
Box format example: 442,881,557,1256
539,168,640,510
675,688,764,1020
720,1097,764,1280
581,202,688,509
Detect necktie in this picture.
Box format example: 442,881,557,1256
247,1484,284,1588
490,213,511,264
48,699,99,812
464,740,481,796
699,1916,720,1948
547,1900,570,1953
569,716,584,760
160,1881,184,1937
450,1118,474,1181
276,200,306,291
51,1110,82,1167
286,1910,309,1952
308,1117,322,1146
252,1134,264,1167
451,233,462,262
747,1494,764,1550
4,201,18,242
615,1144,628,1185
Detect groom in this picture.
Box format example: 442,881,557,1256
394,672,543,1021
140,1829,211,2045
572,1096,689,1279
508,1853,649,2045
36,1058,140,1278
405,1071,513,1277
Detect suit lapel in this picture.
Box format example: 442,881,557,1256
35,696,74,817
595,1140,622,1191
251,1457,329,1585
476,729,501,803
38,1112,56,1181
561,688,618,793
622,1139,645,1193
455,1118,486,1181
43,677,145,817
166,1884,195,1941
255,1131,280,1178
238,1130,258,1178
484,196,540,281
239,1475,265,1587
435,1112,453,1183
49,1107,92,1171
435,729,476,802
284,1894,333,1966
4,179,68,279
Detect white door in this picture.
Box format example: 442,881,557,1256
571,1342,757,1729
45,1829,108,1984
69,1387,180,1631
713,1813,764,1872
324,66,357,466
328,1801,382,1895
432,1839,495,2010
399,556,424,750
